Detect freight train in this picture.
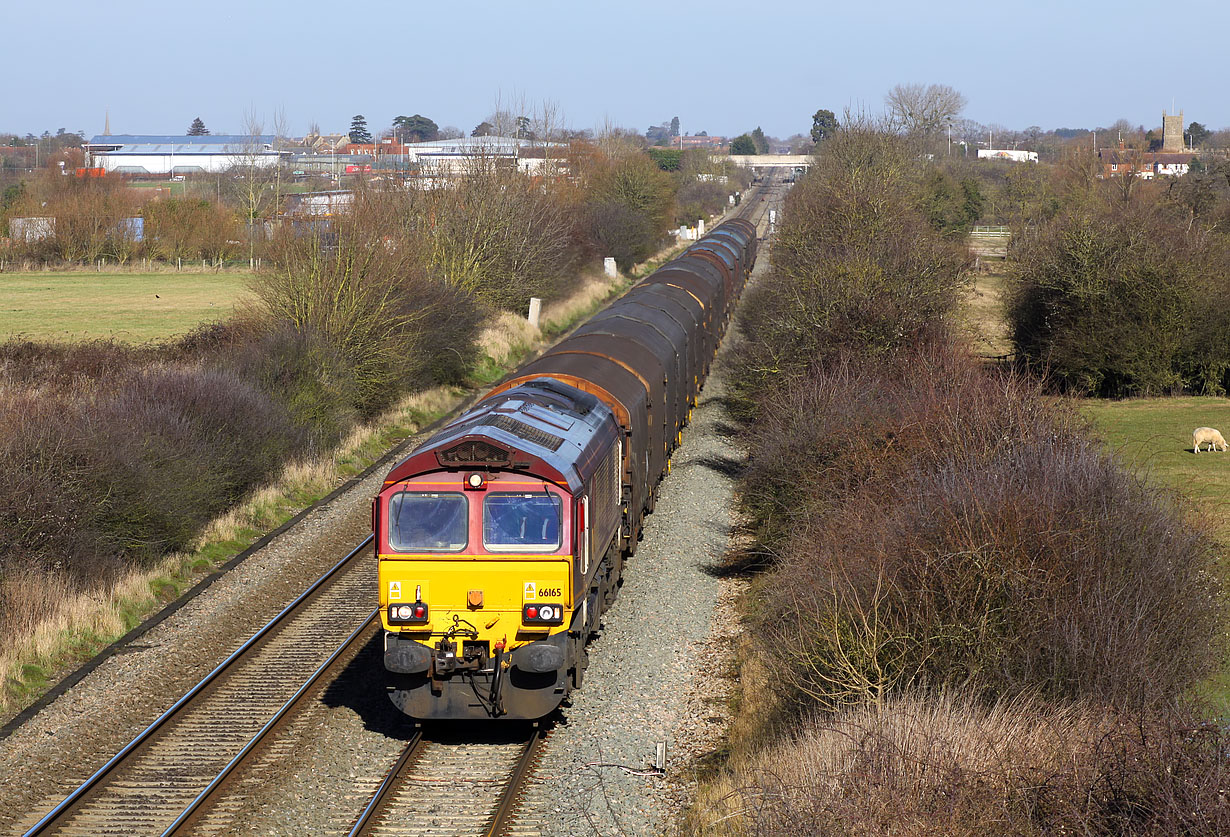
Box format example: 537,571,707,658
373,217,759,720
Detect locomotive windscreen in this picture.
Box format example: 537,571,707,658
389,492,468,551
483,493,562,551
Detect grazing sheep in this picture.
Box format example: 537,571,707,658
1193,427,1227,453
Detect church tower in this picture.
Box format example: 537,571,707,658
1162,109,1184,152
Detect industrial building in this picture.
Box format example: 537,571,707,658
84,134,281,175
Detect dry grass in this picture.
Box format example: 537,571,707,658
961,263,1012,357
541,272,623,332
687,695,1230,836
477,312,542,367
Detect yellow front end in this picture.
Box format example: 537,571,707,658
380,555,574,649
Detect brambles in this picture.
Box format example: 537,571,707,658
1008,196,1230,396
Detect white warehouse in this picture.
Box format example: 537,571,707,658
85,134,281,175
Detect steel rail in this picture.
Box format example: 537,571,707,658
484,726,543,837
346,732,427,837
160,609,379,836
23,534,376,837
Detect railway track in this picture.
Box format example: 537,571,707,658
348,725,543,837
19,178,787,837
22,537,379,837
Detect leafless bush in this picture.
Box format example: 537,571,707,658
582,150,676,271
740,343,1222,713
252,193,482,416
732,125,969,413
142,198,242,263
389,159,584,311
7,172,141,264
1008,193,1230,396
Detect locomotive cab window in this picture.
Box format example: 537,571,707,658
483,493,562,551
389,492,468,552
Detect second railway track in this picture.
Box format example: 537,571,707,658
22,538,379,837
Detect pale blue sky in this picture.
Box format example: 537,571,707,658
8,0,1228,139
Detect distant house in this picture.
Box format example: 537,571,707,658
399,136,566,177
284,190,353,218
680,135,726,149
302,133,350,152
84,134,281,175
285,154,373,177
1098,149,1194,179
1152,153,1193,177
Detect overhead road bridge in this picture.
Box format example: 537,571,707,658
720,154,813,170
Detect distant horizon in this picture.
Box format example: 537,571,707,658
7,0,1227,144
8,113,1218,146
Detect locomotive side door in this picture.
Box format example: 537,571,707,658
581,495,590,577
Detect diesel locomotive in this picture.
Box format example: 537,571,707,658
374,217,758,719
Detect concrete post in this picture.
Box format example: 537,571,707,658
603,257,617,278
697,218,705,236
528,297,542,329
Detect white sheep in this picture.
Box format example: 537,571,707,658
1192,427,1227,453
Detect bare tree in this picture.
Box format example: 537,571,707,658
225,110,279,263
884,83,967,142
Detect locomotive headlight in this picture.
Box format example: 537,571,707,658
522,603,564,626
390,602,429,624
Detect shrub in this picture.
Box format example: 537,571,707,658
381,165,582,312
731,128,968,414
142,198,241,262
585,151,676,271
7,172,139,264
1008,195,1230,396
674,179,729,227
252,207,482,416
741,345,1222,714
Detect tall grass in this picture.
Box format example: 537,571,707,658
689,695,1230,837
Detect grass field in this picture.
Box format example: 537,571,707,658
0,271,254,343
962,263,1012,357
1082,396,1230,542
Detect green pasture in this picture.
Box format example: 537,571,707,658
0,271,254,343
1082,396,1230,542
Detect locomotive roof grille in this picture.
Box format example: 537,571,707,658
489,414,566,451
438,439,511,466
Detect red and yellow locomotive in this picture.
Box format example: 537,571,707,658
374,218,758,719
